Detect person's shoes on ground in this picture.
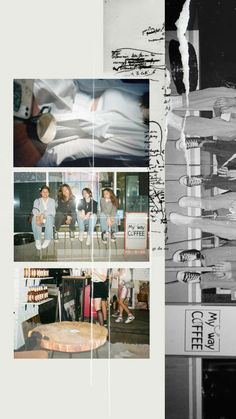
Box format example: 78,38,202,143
125,315,135,324
115,316,123,323
112,311,120,318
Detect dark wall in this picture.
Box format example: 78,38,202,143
166,0,236,88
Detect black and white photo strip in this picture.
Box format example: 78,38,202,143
165,1,236,419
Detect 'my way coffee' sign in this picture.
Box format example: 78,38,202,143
166,305,236,356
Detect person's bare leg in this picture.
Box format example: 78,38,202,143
179,192,236,211
170,212,236,240
94,298,104,326
172,87,236,111
101,299,107,321
118,298,132,316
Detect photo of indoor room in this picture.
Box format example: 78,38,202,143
14,79,149,168
14,267,149,359
14,171,149,262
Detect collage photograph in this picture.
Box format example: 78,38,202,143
3,0,236,419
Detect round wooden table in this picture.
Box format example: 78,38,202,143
28,321,108,357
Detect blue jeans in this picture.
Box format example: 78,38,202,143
100,213,118,233
77,213,97,235
32,215,54,240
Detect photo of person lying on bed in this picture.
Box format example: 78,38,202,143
14,79,149,167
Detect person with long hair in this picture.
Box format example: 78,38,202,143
100,188,119,244
77,187,98,246
31,185,56,250
54,184,77,240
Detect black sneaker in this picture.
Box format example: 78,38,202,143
54,231,59,241
101,231,108,244
70,230,75,240
179,175,204,187
111,232,116,242
173,249,202,263
177,271,201,284
176,137,204,151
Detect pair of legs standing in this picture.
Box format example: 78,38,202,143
91,281,108,326
115,285,135,324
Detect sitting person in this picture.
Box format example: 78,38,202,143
54,184,77,240
170,192,236,241
77,188,98,246
31,185,56,250
173,246,236,291
178,139,236,191
169,86,236,140
100,188,119,244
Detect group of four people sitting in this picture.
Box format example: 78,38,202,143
31,184,119,250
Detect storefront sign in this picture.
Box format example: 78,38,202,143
166,304,236,357
124,212,148,250
185,310,220,352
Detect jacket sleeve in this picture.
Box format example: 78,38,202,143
70,197,76,213
92,200,98,214
77,199,84,211
48,199,56,217
32,199,41,215
110,204,117,217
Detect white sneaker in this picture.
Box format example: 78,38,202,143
41,240,50,249
86,235,91,246
125,315,135,324
178,196,202,208
115,316,123,323
79,231,84,242
35,240,41,250
112,311,120,318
